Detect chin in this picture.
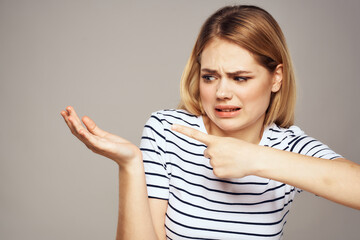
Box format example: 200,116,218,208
214,119,246,132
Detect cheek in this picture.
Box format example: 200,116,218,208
199,83,215,106
241,83,272,109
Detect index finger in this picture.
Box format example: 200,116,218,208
171,124,211,145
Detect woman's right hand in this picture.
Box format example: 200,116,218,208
60,106,142,168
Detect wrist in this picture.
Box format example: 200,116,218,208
248,145,268,177
118,155,144,175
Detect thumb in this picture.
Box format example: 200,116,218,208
82,116,107,137
82,116,128,143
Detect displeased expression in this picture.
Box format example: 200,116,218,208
199,38,282,137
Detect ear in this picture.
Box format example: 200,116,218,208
271,64,283,93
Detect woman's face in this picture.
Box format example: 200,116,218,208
199,38,282,141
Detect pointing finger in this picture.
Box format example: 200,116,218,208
171,124,211,145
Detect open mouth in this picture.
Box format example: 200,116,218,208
215,107,241,112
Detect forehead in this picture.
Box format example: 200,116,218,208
200,39,261,72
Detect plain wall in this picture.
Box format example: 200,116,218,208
0,0,359,239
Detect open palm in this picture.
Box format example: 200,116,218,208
60,106,141,167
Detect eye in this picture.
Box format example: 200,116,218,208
201,75,216,82
234,76,249,82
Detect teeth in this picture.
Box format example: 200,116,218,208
217,108,240,112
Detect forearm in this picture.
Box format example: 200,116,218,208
253,146,360,210
117,162,157,240
60,107,160,238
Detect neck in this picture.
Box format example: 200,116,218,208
202,115,265,145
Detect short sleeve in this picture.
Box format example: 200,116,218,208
140,112,170,200
285,126,344,160
265,124,344,194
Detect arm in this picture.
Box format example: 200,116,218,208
117,164,167,239
171,124,360,210
149,198,168,240
60,106,166,239
253,147,360,210
117,161,159,239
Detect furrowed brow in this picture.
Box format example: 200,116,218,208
201,68,253,76
201,68,218,74
227,70,252,77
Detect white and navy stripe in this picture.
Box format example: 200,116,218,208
140,109,342,239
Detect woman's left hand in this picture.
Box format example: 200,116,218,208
171,124,260,178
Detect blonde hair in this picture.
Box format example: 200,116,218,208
178,5,296,128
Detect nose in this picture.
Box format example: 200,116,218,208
216,79,233,100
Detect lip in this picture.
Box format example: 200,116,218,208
214,105,241,118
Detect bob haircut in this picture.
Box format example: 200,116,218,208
178,5,296,128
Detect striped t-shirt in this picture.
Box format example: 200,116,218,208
140,109,342,240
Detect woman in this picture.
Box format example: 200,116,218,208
61,5,360,240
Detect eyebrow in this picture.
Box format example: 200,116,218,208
201,68,253,76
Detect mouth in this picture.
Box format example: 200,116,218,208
214,105,242,117
215,106,241,112
215,107,241,112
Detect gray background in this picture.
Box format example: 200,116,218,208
1,0,359,239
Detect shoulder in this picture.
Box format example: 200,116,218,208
141,109,206,150
266,123,305,138
264,123,342,159
263,123,311,152
146,109,201,129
